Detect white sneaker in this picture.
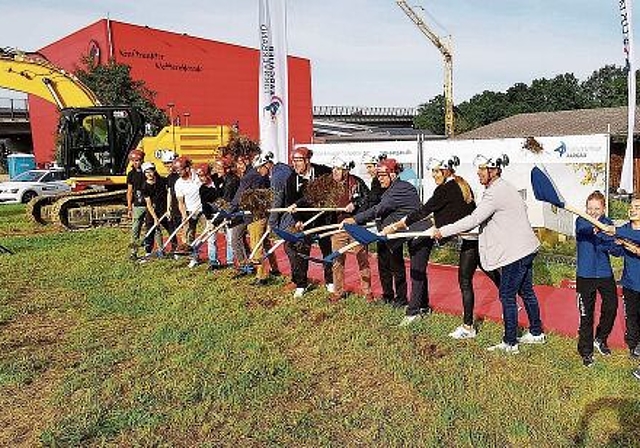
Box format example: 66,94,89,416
293,287,306,299
448,325,477,340
399,315,421,327
326,283,335,294
188,259,199,269
517,331,546,344
487,342,519,354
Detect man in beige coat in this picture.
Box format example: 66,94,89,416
434,155,546,354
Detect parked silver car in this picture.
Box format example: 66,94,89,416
0,169,71,203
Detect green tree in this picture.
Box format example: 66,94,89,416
581,65,629,108
414,94,446,135
75,56,168,130
413,64,639,134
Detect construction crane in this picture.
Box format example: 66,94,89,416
396,1,454,137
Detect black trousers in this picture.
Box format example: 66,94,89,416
284,236,333,289
458,239,501,326
406,237,434,316
623,287,640,351
576,276,619,357
378,241,407,304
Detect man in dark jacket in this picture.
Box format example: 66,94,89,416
346,158,427,308
211,157,240,267
231,161,270,277
283,146,333,298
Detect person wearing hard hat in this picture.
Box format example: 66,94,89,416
173,156,203,262
211,156,240,268
140,161,169,261
252,151,292,281
161,151,182,253
126,149,147,260
327,156,372,302
385,156,500,330
283,146,333,299
229,153,271,278
361,151,387,208
434,154,546,354
254,151,293,232
343,158,426,308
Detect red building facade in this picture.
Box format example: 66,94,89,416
30,19,313,163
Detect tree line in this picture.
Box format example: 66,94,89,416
414,65,635,135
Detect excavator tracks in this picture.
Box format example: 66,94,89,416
27,190,131,230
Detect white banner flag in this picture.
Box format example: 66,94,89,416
258,0,289,163
620,0,636,193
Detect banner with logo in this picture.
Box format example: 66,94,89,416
301,141,421,190
620,0,636,193
258,0,289,163
422,135,610,235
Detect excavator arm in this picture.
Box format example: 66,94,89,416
0,48,100,108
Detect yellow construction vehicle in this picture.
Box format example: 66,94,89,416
0,48,231,228
396,1,454,137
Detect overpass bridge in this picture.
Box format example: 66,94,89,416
0,97,30,136
313,105,418,127
0,98,32,155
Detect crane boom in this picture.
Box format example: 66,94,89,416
0,48,100,108
396,1,454,137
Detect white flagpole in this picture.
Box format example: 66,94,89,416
258,0,289,164
620,0,636,194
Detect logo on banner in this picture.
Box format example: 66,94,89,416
265,95,283,120
554,141,567,157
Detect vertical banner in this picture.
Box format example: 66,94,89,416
620,0,636,193
258,0,289,163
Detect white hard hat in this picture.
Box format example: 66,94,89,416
141,162,156,172
473,154,510,169
427,156,460,171
253,151,274,168
361,151,387,165
160,151,178,163
330,156,355,170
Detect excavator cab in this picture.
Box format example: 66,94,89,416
57,106,145,179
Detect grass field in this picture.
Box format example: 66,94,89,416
1,203,640,447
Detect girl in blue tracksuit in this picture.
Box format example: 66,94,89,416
575,191,623,367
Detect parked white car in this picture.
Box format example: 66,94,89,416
0,169,71,203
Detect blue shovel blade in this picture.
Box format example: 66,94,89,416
343,224,386,245
273,227,306,243
530,166,565,208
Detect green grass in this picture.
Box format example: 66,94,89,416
1,204,640,446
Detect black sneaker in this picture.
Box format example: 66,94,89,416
594,339,612,356
633,345,640,359
582,355,594,367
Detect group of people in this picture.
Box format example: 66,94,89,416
124,144,640,380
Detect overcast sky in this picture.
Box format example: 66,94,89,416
0,0,633,107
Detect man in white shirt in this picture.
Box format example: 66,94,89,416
173,157,202,251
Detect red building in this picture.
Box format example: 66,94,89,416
30,19,313,163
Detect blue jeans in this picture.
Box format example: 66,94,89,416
208,227,233,264
499,252,543,345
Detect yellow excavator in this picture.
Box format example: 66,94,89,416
0,48,232,229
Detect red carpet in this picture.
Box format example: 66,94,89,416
207,237,628,349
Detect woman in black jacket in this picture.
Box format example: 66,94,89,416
385,156,500,333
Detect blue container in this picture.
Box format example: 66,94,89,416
8,154,36,179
